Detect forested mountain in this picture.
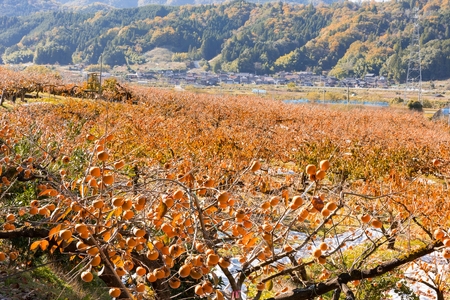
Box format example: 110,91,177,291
1,0,450,81
0,0,337,17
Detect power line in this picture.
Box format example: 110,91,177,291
404,7,422,104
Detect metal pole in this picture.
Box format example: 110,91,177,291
99,53,103,95
322,74,326,103
347,85,350,105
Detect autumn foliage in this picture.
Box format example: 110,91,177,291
1,70,450,299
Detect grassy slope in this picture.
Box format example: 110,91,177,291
0,264,110,300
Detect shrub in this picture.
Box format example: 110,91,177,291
407,100,423,111
390,97,404,105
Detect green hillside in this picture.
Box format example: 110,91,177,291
1,0,450,81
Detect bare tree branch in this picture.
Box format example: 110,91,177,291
269,241,441,300
340,283,355,300
0,227,49,239
331,288,341,300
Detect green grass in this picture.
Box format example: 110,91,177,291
0,264,110,300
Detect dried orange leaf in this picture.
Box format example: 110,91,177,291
111,255,124,267
206,206,218,214
57,207,72,222
241,232,254,245
39,240,49,251
265,280,273,291
172,212,182,223
114,207,122,217
30,240,41,251
50,245,58,254
103,230,112,242
79,185,88,198
49,224,62,240
246,237,258,248
146,242,154,251
106,209,115,221
156,201,168,220
38,189,57,197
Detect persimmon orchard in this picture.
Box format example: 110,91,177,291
1,69,450,299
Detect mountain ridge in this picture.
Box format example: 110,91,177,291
0,0,334,17
1,0,450,82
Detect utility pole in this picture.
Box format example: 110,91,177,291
347,84,350,105
404,7,422,104
319,75,325,103
322,84,325,103
99,53,103,95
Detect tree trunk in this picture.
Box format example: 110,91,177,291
132,253,171,299
0,89,5,106
332,289,341,300
288,256,308,286
340,283,355,300
387,221,398,250
436,289,445,300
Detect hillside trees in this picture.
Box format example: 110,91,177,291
101,48,127,67
34,44,73,65
380,52,404,82
330,41,394,78
420,39,450,80
200,33,221,61
5,1,450,77
273,47,312,72
2,47,34,64
219,2,331,73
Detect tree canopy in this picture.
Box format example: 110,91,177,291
0,68,450,299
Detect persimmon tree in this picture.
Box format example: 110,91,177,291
403,253,449,300
1,70,450,300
